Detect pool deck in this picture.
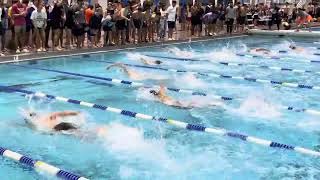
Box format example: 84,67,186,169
0,33,247,64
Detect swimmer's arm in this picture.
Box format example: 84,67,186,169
52,111,79,117
159,85,167,96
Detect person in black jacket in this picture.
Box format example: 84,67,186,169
89,8,102,47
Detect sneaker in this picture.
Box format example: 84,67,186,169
168,38,172,41
22,49,29,53
0,53,5,56
16,49,21,53
37,49,42,52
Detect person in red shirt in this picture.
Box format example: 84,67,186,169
11,0,28,53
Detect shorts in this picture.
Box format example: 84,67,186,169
26,24,33,32
168,21,175,29
90,29,98,36
191,16,201,25
238,16,246,25
133,18,141,29
14,25,26,36
72,24,85,37
0,23,3,36
116,19,126,30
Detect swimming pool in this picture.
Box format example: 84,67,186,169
1,35,320,179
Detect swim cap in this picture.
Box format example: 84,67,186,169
149,90,159,96
53,122,77,132
155,60,162,64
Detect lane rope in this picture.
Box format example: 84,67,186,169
1,85,319,157
8,64,209,97
85,56,320,76
0,146,88,180
123,55,320,91
9,64,320,116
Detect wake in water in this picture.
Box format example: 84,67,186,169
136,87,224,109
228,94,281,120
106,63,168,81
164,47,195,58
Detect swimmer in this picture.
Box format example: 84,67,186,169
106,62,144,80
139,57,162,65
249,48,271,55
106,62,166,80
25,111,81,131
149,85,222,109
289,45,304,52
23,110,109,138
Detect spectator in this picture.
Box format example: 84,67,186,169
51,0,64,51
0,2,5,56
31,2,47,52
166,0,177,40
12,0,28,53
226,3,236,34
101,8,114,46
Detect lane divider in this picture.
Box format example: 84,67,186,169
1,85,319,157
82,58,320,91
85,57,320,76
235,53,320,63
0,147,88,180
144,52,320,64
8,64,320,116
8,64,212,97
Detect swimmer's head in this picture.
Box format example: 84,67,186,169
149,90,159,96
155,60,162,65
53,122,77,132
289,45,296,50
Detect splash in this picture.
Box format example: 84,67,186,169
231,94,281,119
173,73,208,89
101,122,170,162
165,47,195,58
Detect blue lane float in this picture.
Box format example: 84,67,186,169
81,58,320,91
85,57,319,76
0,147,88,180
8,64,320,116
9,64,210,97
0,85,319,157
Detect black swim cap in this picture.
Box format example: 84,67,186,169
149,90,159,95
53,122,77,131
155,60,162,64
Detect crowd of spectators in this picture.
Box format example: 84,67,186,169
0,0,319,56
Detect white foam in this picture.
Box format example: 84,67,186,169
101,123,170,162
230,94,281,119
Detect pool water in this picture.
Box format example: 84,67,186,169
1,35,320,179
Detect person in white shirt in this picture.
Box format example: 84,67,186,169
31,3,47,52
226,3,236,34
166,0,177,40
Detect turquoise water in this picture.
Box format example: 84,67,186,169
1,36,320,179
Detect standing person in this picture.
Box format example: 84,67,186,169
225,3,236,34
12,0,28,53
0,3,5,56
85,5,94,47
44,4,52,49
159,5,167,41
166,0,177,40
25,1,36,50
131,5,143,44
0,2,8,54
238,4,247,32
114,1,129,45
101,8,114,46
270,6,281,30
89,7,102,47
31,2,47,52
64,2,74,49
72,5,85,49
180,4,187,31
51,0,64,51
